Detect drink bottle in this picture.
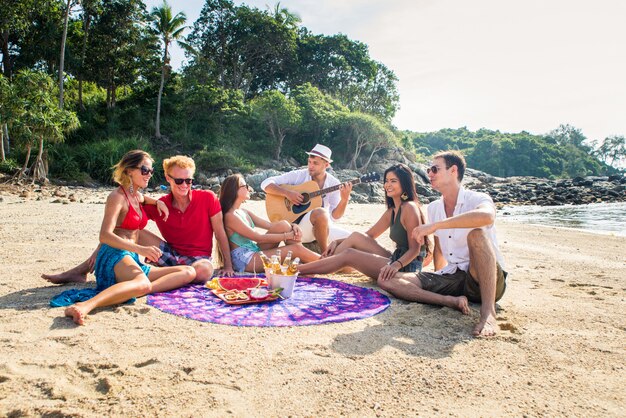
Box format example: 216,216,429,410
270,255,282,274
258,252,271,269
282,250,293,267
286,257,300,275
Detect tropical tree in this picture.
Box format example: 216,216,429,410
59,0,80,108
596,135,626,169
269,2,301,29
338,112,395,170
73,0,102,110
250,90,301,159
150,0,186,139
10,70,79,181
0,74,12,161
83,0,150,109
187,2,297,95
0,0,36,78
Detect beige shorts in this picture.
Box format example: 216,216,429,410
417,263,507,303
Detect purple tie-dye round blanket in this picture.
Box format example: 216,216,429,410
146,276,390,327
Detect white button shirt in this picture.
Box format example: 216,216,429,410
427,187,505,274
260,168,342,221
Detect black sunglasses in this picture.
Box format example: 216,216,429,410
137,165,154,175
426,165,450,174
170,176,193,185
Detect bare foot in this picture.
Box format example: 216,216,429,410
473,312,499,337
455,296,471,315
42,271,88,284
65,304,88,325
443,295,471,315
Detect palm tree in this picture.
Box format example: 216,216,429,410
151,1,186,140
269,2,301,29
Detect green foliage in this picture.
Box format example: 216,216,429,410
250,90,301,159
411,126,612,178
193,148,253,172
0,158,20,174
49,136,152,184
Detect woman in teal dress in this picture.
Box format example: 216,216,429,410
219,174,320,272
298,163,432,282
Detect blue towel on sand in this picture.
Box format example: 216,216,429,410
50,289,135,307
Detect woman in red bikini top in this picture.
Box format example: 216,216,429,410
62,150,197,325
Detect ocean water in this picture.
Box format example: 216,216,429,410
499,202,626,236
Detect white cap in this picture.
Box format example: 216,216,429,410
306,144,333,163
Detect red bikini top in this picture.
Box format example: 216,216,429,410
118,187,148,230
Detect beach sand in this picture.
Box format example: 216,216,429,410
0,187,624,417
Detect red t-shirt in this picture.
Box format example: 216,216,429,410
144,189,222,257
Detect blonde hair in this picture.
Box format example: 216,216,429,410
163,155,195,174
112,150,153,187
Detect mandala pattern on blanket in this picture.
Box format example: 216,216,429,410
146,276,390,327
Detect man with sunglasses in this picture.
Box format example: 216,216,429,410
43,155,234,284
141,155,234,279
378,151,506,337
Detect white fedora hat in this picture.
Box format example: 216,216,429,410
306,143,333,163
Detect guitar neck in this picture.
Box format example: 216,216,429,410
308,178,362,199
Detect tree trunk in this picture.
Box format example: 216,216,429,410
2,124,8,154
78,13,92,111
0,126,4,162
155,42,168,139
20,143,32,179
1,30,11,79
31,136,47,182
59,0,72,108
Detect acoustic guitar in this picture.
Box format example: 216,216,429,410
265,172,381,223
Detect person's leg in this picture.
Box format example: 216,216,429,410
145,264,196,292
328,224,351,242
309,208,330,252
64,257,155,325
466,228,499,337
298,248,389,279
42,245,100,284
258,220,292,251
378,272,470,314
190,259,214,283
333,231,391,257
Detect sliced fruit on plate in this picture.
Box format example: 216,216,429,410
249,287,269,300
216,277,263,291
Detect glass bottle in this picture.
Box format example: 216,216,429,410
286,257,300,275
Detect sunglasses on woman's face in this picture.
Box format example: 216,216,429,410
170,176,193,185
137,165,154,175
426,165,449,174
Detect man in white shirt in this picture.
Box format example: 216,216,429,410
379,151,507,337
260,144,352,252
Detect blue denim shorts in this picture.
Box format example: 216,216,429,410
230,246,257,272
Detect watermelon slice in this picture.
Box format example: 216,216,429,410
216,277,263,291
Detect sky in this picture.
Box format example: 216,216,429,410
145,0,626,143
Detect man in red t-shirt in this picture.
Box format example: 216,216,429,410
42,156,234,284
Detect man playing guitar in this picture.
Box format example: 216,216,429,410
261,144,353,252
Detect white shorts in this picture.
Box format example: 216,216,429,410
297,211,351,244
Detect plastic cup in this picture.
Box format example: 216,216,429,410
268,273,298,299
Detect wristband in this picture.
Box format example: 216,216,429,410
395,260,403,269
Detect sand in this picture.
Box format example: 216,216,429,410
0,186,624,417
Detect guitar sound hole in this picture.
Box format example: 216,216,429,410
301,193,310,204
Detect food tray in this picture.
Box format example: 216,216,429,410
211,288,280,305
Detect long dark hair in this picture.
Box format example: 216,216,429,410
384,164,419,209
219,173,244,215
384,164,429,249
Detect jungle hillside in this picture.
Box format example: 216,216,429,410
1,0,624,185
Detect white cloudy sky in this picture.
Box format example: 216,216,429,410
145,0,626,142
